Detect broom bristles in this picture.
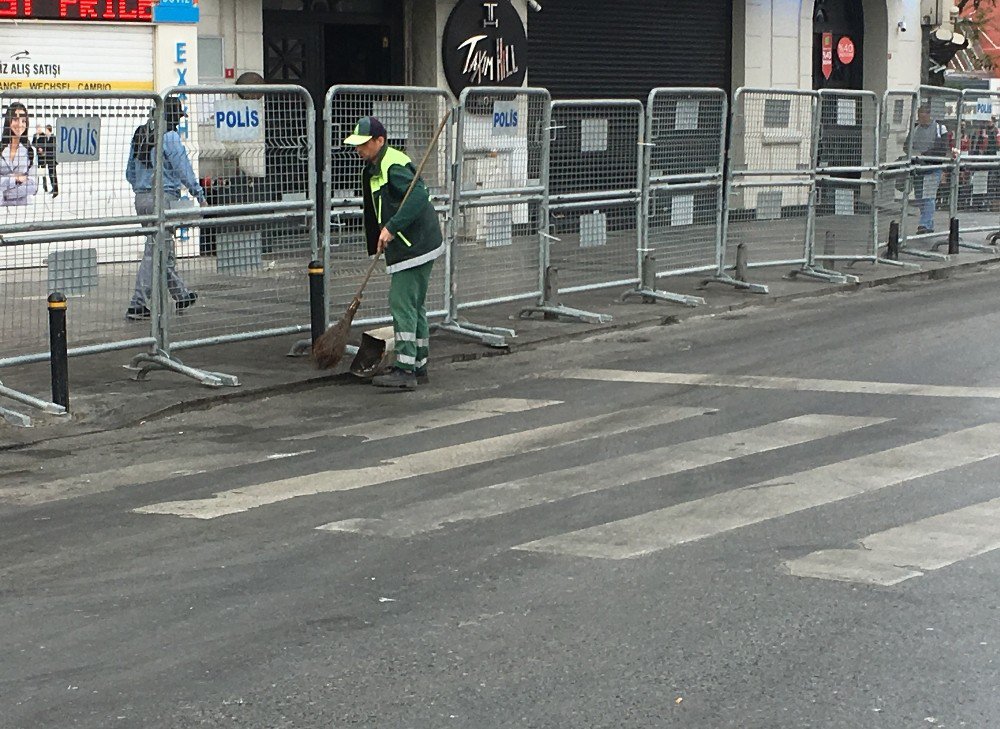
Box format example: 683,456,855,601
312,310,356,370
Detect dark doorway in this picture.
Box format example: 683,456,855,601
324,24,393,87
813,0,864,90
263,4,402,108
262,3,403,198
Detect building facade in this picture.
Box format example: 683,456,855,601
0,1,940,104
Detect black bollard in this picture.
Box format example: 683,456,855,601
948,218,960,255
308,260,326,347
47,292,69,410
887,221,900,261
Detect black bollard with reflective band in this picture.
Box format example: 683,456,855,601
887,221,900,261
948,218,960,255
47,292,69,410
308,260,326,347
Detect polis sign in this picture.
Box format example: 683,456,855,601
442,0,527,97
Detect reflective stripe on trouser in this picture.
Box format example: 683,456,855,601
388,259,434,373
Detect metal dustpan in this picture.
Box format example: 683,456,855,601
349,326,395,379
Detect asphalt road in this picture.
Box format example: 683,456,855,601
4,269,1000,728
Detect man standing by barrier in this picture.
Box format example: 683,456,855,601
911,105,952,235
343,116,444,390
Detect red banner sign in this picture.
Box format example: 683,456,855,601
838,36,856,65
822,32,833,79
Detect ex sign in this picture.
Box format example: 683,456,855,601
212,100,264,143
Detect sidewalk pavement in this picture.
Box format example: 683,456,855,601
3,246,999,448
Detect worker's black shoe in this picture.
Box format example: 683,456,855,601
415,367,429,385
372,367,417,390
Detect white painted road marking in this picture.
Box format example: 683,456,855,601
786,498,1000,586
318,415,888,538
515,424,1000,560
0,450,314,508
134,405,712,520
280,398,562,442
558,368,1000,400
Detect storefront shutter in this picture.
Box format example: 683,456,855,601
0,24,154,93
527,0,732,99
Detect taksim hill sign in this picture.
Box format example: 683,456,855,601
442,0,527,97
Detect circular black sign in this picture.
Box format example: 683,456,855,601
442,0,528,97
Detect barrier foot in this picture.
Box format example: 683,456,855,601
0,379,67,425
790,266,858,285
432,319,510,348
0,406,32,428
621,286,706,307
286,337,359,360
519,304,611,324
286,338,313,357
875,256,921,269
955,238,995,254
701,273,770,295
899,246,949,262
126,352,241,388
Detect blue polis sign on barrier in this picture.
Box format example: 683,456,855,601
153,0,199,24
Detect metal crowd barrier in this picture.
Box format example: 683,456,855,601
0,90,163,424
127,84,318,387
810,89,879,275
322,85,452,336
442,86,552,347
520,99,642,323
953,90,1000,251
625,87,728,303
722,88,836,290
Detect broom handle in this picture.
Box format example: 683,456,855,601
352,111,452,300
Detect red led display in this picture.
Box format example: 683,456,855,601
0,0,154,22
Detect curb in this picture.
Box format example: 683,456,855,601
7,252,999,448
140,252,1000,419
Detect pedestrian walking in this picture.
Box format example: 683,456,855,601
910,105,952,234
32,124,58,197
342,116,444,390
125,97,204,320
0,102,38,207
41,125,57,197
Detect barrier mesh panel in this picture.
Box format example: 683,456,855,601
548,100,642,291
159,87,316,346
453,88,550,309
0,92,159,362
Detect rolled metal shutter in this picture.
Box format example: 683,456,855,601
527,0,732,99
0,24,154,92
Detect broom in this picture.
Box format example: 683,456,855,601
313,112,450,370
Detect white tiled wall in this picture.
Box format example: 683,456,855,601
198,0,264,79
737,0,923,94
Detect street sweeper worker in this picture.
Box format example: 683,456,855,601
344,116,444,390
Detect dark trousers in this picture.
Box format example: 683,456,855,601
40,163,58,193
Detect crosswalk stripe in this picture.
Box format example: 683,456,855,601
0,450,314,508
514,423,1000,560
134,405,713,520
558,368,1000,400
280,398,562,442
785,498,1000,586
317,414,888,538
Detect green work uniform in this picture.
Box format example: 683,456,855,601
361,144,444,371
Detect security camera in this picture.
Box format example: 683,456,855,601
527,0,541,10
898,19,907,32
